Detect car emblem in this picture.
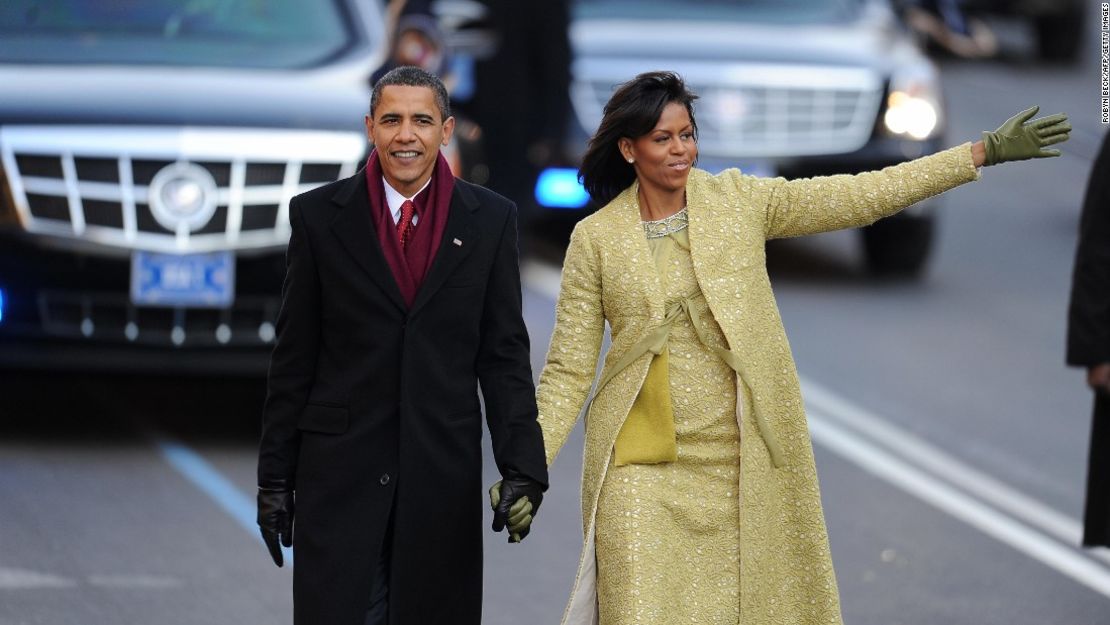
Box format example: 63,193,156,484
148,162,219,233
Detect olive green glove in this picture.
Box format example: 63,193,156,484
488,479,543,543
981,106,1070,166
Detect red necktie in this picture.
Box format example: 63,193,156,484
396,199,415,249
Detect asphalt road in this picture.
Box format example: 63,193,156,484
3,9,1110,625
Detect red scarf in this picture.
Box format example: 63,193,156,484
365,150,455,307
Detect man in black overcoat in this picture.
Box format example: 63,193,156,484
1067,130,1110,548
256,66,549,624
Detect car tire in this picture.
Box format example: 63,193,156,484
860,214,934,278
1035,9,1082,63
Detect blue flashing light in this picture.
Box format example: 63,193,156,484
535,168,590,209
0,287,5,324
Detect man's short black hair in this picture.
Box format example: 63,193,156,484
370,66,452,122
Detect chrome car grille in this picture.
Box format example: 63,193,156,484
0,126,365,254
572,64,884,158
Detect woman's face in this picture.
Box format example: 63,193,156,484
619,102,697,196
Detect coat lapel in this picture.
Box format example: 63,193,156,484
684,170,724,291
408,180,479,317
608,182,666,314
328,173,407,313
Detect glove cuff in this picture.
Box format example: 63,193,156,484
981,130,1002,166
258,478,293,492
503,477,542,492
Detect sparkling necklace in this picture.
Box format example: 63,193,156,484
642,207,689,239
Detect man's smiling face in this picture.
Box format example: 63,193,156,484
365,85,455,196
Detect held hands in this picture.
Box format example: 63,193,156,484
257,485,294,567
489,479,544,543
981,106,1070,166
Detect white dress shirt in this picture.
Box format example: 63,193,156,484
382,177,432,227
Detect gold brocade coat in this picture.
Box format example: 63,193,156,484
536,144,981,625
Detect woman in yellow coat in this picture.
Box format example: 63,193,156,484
533,71,1070,625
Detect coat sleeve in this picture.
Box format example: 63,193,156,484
536,223,606,467
1067,133,1110,367
476,203,550,488
759,142,980,240
257,198,320,488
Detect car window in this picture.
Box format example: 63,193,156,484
573,0,862,24
0,0,357,69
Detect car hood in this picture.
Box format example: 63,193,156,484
0,63,371,133
571,9,922,75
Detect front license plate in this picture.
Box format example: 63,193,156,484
131,251,235,308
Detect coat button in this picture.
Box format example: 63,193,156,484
379,473,390,486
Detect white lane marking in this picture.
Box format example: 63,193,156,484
807,412,1110,597
801,377,1110,567
522,260,563,300
87,574,183,589
0,568,185,591
155,437,292,565
0,567,76,589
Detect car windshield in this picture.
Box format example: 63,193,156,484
0,0,356,69
573,0,861,24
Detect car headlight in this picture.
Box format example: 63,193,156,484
535,167,589,209
883,63,944,140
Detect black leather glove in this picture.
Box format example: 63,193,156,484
489,478,544,543
257,484,294,567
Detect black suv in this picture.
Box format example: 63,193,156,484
0,1,387,372
536,0,950,276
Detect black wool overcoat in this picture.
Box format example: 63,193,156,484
258,172,549,624
1067,131,1110,547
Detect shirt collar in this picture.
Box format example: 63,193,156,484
382,176,432,224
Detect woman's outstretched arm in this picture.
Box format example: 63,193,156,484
759,106,1069,240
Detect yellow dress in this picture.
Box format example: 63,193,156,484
536,147,981,625
595,215,742,624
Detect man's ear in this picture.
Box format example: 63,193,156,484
364,114,374,143
441,116,456,146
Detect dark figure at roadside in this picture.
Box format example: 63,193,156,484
470,0,573,224
256,66,548,625
902,0,997,58
1067,131,1110,548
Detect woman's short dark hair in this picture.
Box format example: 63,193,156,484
579,71,698,206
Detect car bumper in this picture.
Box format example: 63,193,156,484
0,229,283,374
